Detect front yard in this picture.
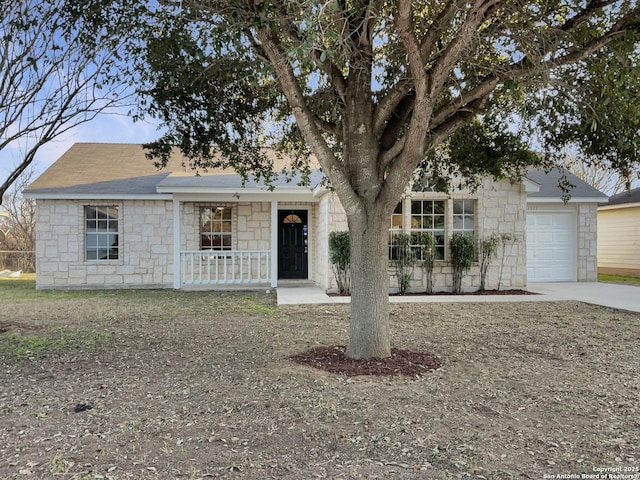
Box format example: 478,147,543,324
1,278,639,479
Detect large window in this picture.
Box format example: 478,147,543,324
85,206,119,261
452,200,475,235
410,200,445,260
200,206,232,250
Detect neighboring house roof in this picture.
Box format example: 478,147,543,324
601,186,640,208
526,168,608,203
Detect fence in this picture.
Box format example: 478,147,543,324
0,251,35,273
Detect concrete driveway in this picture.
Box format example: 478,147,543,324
528,282,640,313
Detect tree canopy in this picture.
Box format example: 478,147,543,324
76,0,640,358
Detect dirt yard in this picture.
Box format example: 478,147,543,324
1,279,639,479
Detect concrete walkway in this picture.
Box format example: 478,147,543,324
528,282,640,313
277,282,640,313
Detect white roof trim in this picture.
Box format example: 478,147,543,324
156,185,311,194
23,193,173,201
527,196,607,204
522,177,540,193
171,192,318,203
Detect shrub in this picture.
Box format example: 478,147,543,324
415,232,436,293
450,233,475,294
497,233,517,290
391,233,417,294
329,231,350,295
479,234,500,291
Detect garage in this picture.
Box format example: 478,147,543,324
526,209,577,282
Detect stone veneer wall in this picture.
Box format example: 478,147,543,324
315,193,349,290
318,177,529,293
35,199,174,289
578,203,598,281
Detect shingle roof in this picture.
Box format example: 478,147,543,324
24,143,320,196
27,143,606,201
603,186,640,206
526,168,607,201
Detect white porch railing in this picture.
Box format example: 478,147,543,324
180,250,271,286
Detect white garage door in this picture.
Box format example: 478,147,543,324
527,211,577,282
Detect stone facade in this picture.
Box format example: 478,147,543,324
578,203,598,281
33,180,597,290
36,199,174,289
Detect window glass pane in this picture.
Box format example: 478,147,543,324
434,201,445,215
464,217,474,229
434,215,445,229
453,216,464,230
393,202,402,214
411,201,422,215
464,201,474,215
86,233,97,248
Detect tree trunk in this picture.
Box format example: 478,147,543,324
345,209,391,359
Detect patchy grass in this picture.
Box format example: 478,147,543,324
1,288,639,479
598,273,640,285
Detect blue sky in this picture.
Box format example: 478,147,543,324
0,111,163,185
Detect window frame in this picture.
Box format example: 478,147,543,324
199,205,233,251
388,196,477,262
84,205,120,262
452,199,476,236
409,199,446,261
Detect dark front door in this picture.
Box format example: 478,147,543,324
278,210,308,279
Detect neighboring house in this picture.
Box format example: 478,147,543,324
597,187,640,277
24,143,604,291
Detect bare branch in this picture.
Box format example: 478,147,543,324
0,0,131,202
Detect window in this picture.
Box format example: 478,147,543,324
410,200,445,260
389,202,403,259
452,200,475,235
85,206,119,261
200,206,232,250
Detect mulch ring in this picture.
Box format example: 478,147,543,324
290,345,442,377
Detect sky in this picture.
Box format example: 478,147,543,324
0,110,164,186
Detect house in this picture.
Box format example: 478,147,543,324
597,187,640,277
24,143,605,291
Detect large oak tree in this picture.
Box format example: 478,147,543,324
77,0,639,359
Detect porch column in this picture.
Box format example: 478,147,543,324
172,197,181,289
271,199,278,287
